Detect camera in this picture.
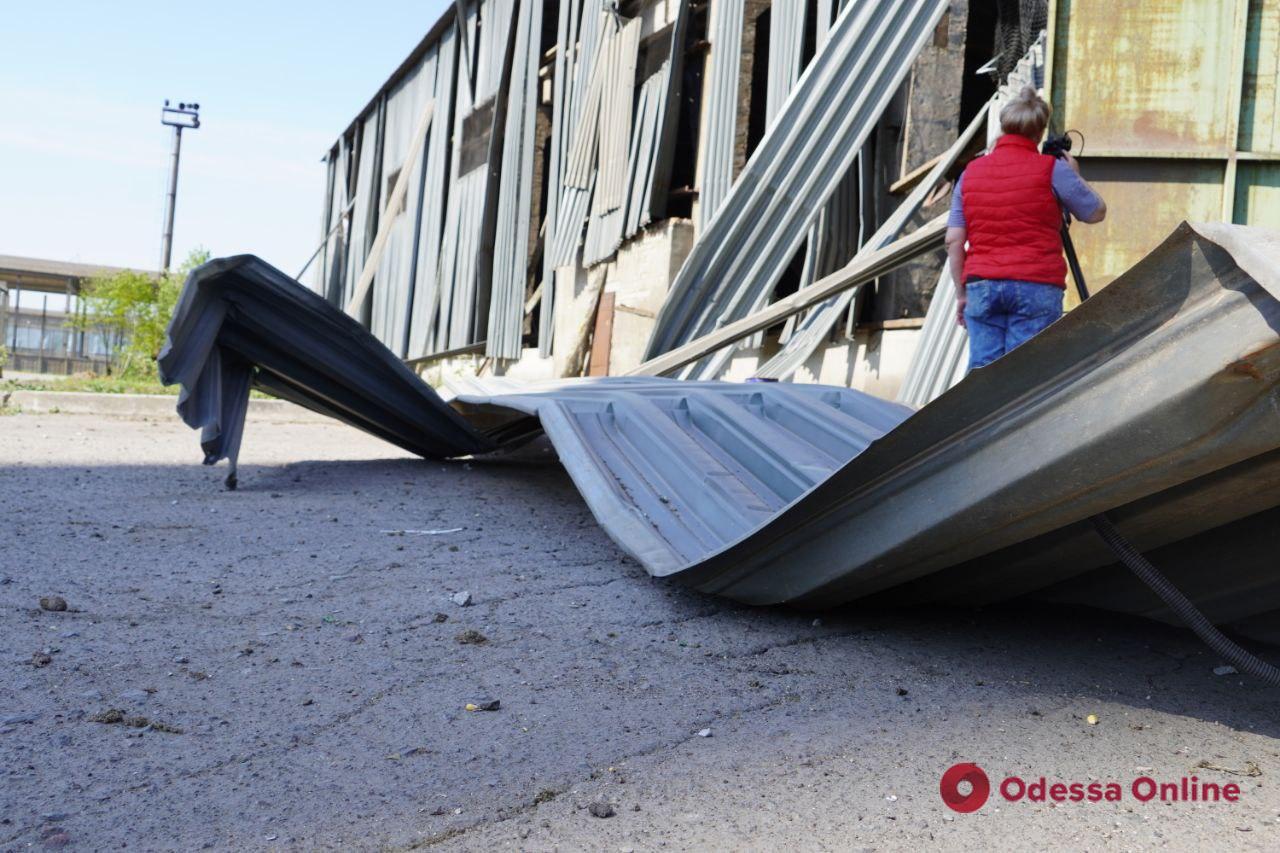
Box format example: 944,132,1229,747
1041,132,1073,159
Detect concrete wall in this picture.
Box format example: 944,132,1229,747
717,325,922,401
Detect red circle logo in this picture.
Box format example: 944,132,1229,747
940,763,990,813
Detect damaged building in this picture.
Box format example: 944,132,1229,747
307,0,1279,401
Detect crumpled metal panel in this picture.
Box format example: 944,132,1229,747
446,376,911,573
157,255,495,484
163,225,1280,635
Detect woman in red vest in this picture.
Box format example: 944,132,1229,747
945,87,1106,371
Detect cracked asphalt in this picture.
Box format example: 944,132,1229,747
2,411,1279,850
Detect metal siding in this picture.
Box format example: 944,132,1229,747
407,28,460,358
488,0,545,360
1051,0,1240,154
1240,0,1280,152
1067,159,1226,289
642,0,951,376
1234,162,1280,227
696,0,745,230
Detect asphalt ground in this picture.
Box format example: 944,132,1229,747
2,411,1278,850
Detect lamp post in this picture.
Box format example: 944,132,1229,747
159,100,200,272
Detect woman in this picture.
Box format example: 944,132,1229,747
945,86,1107,371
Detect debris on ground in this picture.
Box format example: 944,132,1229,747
696,728,712,738
588,802,616,818
455,629,488,645
380,527,464,536
1086,714,1100,726
39,596,68,612
433,612,449,623
31,652,53,668
1195,759,1262,777
88,709,183,734
465,699,500,712
533,789,559,805
451,591,473,607
1213,665,1239,676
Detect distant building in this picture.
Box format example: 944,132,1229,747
0,256,146,375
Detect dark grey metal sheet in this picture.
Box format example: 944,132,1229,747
162,224,1280,638
157,255,496,482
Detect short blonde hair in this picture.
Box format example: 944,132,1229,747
1000,86,1051,140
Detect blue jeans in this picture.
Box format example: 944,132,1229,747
964,279,1064,371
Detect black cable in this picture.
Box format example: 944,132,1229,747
1059,198,1279,685
1091,514,1280,687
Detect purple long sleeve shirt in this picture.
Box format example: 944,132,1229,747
947,159,1103,229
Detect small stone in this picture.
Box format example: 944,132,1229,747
451,591,473,607
896,687,909,697
1214,665,1238,676
455,630,488,645
118,689,149,704
432,613,449,623
39,596,68,612
173,656,190,665
31,652,53,668
300,697,313,707
696,728,712,738
588,802,616,819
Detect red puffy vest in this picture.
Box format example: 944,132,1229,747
960,134,1067,288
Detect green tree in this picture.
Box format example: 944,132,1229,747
71,248,210,378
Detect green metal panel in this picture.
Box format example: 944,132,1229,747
1240,0,1280,152
1068,159,1224,292
1051,0,1239,153
1234,162,1280,226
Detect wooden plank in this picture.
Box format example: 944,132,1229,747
588,292,615,376
626,215,946,377
344,99,436,317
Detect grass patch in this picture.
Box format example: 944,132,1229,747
1,374,178,395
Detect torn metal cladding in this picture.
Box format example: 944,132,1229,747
163,224,1280,642
642,0,952,378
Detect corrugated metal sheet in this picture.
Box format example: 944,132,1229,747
163,224,1280,640
754,97,990,380
895,260,967,407
696,0,744,231
487,0,545,361
157,255,495,484
642,0,951,378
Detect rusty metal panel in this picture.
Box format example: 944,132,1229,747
1066,159,1224,292
1240,0,1280,152
1050,0,1240,154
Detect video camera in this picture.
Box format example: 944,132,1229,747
1041,132,1074,159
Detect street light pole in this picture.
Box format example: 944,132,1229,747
159,101,200,272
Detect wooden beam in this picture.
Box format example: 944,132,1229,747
344,99,436,317
627,215,947,377
889,151,945,195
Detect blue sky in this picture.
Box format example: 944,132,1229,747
1,0,451,277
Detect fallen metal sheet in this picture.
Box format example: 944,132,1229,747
445,375,912,573
157,255,496,483
164,224,1280,637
